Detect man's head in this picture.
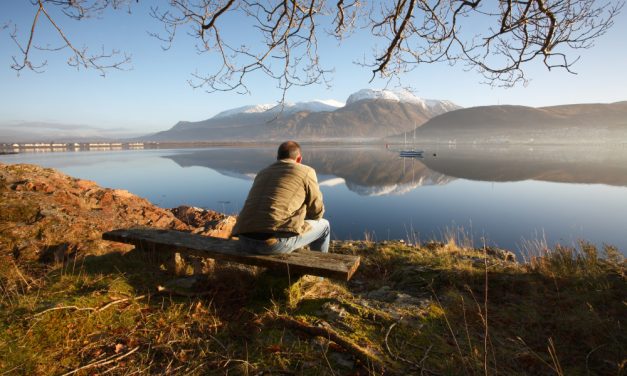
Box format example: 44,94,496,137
277,141,302,163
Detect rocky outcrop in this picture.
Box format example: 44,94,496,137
170,205,236,239
0,163,229,262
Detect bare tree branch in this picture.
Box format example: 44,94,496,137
10,4,45,73
5,0,624,93
8,0,132,76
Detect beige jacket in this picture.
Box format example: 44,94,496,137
233,159,325,235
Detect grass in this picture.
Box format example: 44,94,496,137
1,238,625,375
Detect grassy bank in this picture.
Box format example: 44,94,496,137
1,163,625,374
1,239,624,375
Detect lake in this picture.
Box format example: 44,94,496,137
2,144,627,257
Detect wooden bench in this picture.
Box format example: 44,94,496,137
102,228,360,281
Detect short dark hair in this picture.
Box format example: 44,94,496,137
277,141,301,160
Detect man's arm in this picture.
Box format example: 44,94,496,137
304,169,324,220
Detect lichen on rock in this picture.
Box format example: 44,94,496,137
0,163,190,261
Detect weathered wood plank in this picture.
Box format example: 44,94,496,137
102,228,360,281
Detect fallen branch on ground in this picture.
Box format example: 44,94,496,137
385,318,438,374
33,295,147,317
271,315,383,368
60,346,140,376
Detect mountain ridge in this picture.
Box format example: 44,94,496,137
148,89,461,142
5,96,626,144
401,101,627,143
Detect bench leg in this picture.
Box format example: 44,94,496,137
173,252,201,276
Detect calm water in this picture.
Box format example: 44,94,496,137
2,145,627,256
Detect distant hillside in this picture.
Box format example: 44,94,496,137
403,101,627,143
146,89,461,141
0,122,144,143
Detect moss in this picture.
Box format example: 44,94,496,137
107,277,135,296
0,202,40,223
293,297,334,316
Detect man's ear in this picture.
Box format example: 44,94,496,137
296,155,302,164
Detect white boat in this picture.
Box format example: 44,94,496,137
399,130,423,157
399,150,424,157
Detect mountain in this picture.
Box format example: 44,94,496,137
212,99,345,119
346,89,459,113
146,89,461,141
404,101,627,143
212,104,276,119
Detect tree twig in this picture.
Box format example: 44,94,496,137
33,294,147,317
384,317,438,374
273,315,382,367
95,294,147,312
60,346,140,376
33,305,95,317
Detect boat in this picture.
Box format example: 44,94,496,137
399,150,424,158
399,128,423,157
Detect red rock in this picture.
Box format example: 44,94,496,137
1,163,192,261
170,206,236,239
75,179,97,190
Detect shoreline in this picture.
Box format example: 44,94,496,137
3,139,627,151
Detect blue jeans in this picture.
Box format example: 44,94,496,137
238,219,330,255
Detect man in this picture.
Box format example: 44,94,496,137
233,141,330,254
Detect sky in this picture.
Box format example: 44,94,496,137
1,1,626,134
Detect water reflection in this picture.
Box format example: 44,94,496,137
165,147,455,196
163,144,627,193
3,145,626,253
421,145,627,187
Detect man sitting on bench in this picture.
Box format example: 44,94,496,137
233,141,330,255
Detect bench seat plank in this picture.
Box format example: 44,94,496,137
102,228,360,281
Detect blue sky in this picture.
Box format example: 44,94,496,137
1,1,626,133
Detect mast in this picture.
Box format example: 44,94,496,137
413,124,416,144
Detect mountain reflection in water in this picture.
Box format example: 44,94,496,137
4,145,626,254
162,145,627,254
165,147,453,196
163,145,627,192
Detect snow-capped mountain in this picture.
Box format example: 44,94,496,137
212,99,344,119
346,89,456,112
266,99,345,114
147,89,462,141
346,88,426,105
424,99,461,113
210,90,452,121
212,104,275,119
